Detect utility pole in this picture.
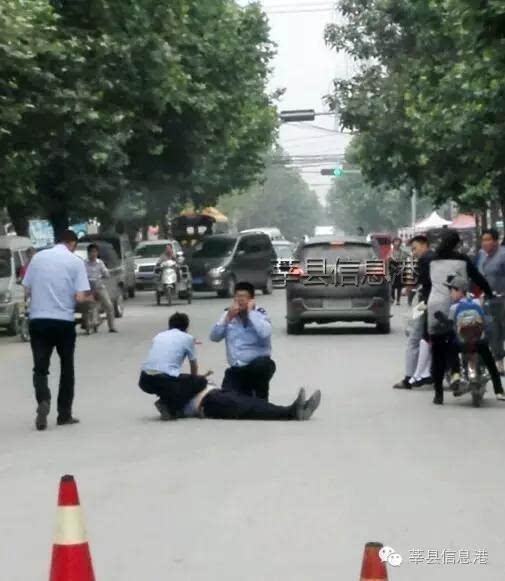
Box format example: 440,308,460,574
411,187,417,228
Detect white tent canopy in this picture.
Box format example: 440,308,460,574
414,211,451,232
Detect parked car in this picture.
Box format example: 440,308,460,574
74,241,125,319
0,236,34,335
273,239,296,259
80,233,136,298
189,232,275,297
286,236,391,334
272,239,296,289
133,239,185,290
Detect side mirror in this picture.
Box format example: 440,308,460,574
237,249,246,257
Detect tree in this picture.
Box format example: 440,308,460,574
218,148,324,241
324,0,505,218
0,0,278,238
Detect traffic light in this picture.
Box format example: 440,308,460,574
280,109,316,122
321,167,344,177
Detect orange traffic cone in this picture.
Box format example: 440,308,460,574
49,475,96,581
360,542,388,580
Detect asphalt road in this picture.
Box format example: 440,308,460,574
1,290,504,580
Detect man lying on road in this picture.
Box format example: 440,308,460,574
139,312,321,421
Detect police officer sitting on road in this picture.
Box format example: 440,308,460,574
210,281,276,400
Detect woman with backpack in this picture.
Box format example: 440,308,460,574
428,230,494,405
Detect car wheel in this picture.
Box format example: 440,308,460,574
6,307,20,336
376,320,391,334
122,285,128,300
286,320,304,335
128,285,135,298
218,276,235,298
263,274,273,295
114,293,124,318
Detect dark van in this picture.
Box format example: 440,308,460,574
189,232,275,297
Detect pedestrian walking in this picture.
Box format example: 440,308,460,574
389,237,408,305
477,229,505,374
22,230,92,430
210,281,276,400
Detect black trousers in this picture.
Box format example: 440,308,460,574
29,319,76,420
221,356,276,400
138,371,207,416
201,389,294,420
474,342,503,395
431,333,461,396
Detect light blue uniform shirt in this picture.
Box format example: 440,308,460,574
210,307,272,367
142,328,196,377
23,244,90,322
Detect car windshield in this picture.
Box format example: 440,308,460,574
136,244,169,258
274,245,294,259
0,249,11,277
193,238,236,258
300,243,376,263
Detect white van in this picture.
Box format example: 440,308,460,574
0,236,34,335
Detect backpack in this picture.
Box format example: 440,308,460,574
454,299,485,343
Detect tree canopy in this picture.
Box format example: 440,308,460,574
325,0,505,218
0,0,278,236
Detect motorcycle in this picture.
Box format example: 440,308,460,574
155,258,192,306
436,300,488,407
81,281,105,334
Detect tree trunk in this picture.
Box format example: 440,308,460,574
48,208,69,242
490,200,500,230
480,210,488,232
142,224,149,241
499,191,505,244
7,203,30,237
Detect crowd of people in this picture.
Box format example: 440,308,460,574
393,228,505,405
21,230,321,430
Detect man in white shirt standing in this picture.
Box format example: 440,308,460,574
23,230,92,430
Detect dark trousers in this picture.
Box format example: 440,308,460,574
201,389,294,420
29,319,76,420
221,356,276,400
431,333,460,396
391,282,402,303
475,342,503,395
138,371,207,416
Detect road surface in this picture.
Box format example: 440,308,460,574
0,290,504,580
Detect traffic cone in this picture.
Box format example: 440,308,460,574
360,542,388,580
49,475,96,581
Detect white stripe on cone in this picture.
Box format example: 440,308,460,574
54,506,88,545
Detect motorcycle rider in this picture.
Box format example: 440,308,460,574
156,243,180,281
445,275,505,401
428,230,494,404
85,244,117,333
477,229,505,374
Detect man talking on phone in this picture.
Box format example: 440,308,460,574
210,281,276,400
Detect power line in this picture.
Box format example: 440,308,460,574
266,6,334,14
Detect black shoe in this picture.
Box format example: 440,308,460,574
393,377,412,389
35,401,50,431
410,377,433,388
292,387,307,420
433,393,444,405
109,328,118,333
57,416,80,426
396,301,400,306
154,400,175,421
303,390,321,420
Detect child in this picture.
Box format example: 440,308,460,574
446,275,505,401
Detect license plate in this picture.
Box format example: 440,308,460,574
323,299,352,309
193,276,203,284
